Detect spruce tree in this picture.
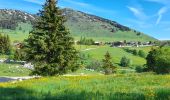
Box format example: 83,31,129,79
24,0,79,76
102,52,116,75
0,34,11,54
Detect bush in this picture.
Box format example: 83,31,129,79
120,56,131,67
135,65,146,73
146,47,170,74
86,60,103,71
132,49,138,55
138,50,146,58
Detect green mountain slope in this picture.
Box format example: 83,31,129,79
0,8,157,42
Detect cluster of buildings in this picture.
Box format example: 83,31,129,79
110,41,155,47
86,41,155,47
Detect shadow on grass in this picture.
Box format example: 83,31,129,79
0,87,145,100
0,87,38,100
0,87,169,100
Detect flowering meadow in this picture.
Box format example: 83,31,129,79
0,73,170,100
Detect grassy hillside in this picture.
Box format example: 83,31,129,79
64,8,156,42
77,45,147,66
0,74,170,100
0,9,157,42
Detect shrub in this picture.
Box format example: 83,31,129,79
146,47,170,74
138,50,146,58
135,65,146,73
132,49,138,55
120,56,131,67
86,60,103,71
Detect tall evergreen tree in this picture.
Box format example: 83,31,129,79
102,52,116,75
24,0,79,76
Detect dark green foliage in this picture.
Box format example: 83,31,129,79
146,47,170,74
136,32,141,36
146,48,157,72
138,50,146,58
77,37,95,45
124,48,146,58
14,49,25,61
0,20,18,30
0,33,11,55
124,48,138,56
135,65,146,73
24,0,79,76
102,52,116,74
132,49,138,55
120,56,131,67
0,9,36,30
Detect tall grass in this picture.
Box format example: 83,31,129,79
0,74,169,100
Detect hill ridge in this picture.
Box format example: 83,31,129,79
0,8,157,42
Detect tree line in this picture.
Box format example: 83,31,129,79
77,37,95,45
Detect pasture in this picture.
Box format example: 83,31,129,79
0,74,169,100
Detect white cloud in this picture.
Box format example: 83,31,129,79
23,0,44,5
156,7,168,25
144,0,170,25
62,0,115,14
145,0,170,5
62,0,89,7
127,6,147,20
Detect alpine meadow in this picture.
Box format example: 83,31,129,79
0,0,170,100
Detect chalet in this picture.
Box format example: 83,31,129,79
94,41,103,46
111,41,125,47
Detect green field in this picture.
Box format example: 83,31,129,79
0,74,170,100
78,45,147,66
0,64,30,76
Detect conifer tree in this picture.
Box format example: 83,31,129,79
102,52,116,75
24,0,79,76
14,49,22,61
0,34,11,54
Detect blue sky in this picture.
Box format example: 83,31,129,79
0,0,170,40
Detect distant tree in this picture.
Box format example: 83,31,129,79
102,52,116,75
137,32,141,36
86,60,103,71
14,49,22,61
120,56,131,67
146,47,170,74
19,27,22,30
24,0,79,76
0,34,11,55
78,36,94,45
132,49,138,55
138,50,146,58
